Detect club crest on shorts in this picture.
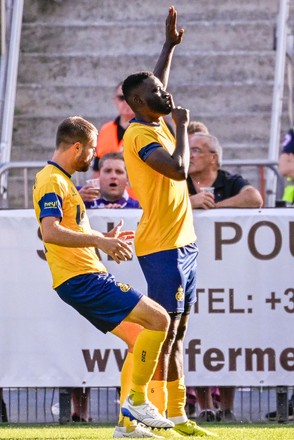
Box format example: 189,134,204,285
117,282,131,292
175,285,184,301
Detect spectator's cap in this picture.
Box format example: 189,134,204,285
281,128,294,153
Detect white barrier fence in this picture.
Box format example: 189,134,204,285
0,208,293,387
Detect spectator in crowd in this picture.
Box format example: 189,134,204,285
79,152,140,209
187,125,263,209
122,6,215,438
33,115,174,438
90,83,138,202
187,120,209,136
92,82,135,175
278,127,294,205
186,122,263,422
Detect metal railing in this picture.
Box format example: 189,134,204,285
0,161,44,208
222,158,285,202
0,159,284,209
0,0,24,198
266,0,292,207
1,386,293,424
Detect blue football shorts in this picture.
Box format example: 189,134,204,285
138,241,199,313
55,272,143,334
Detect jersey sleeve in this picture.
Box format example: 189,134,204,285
134,118,173,162
36,179,65,221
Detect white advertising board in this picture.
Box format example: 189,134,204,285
0,208,293,386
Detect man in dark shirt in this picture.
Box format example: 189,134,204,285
187,129,263,209
186,122,263,423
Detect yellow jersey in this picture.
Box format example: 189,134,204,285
123,118,196,256
33,162,107,288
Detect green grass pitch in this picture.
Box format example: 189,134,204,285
0,424,293,439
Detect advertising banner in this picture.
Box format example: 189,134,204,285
0,208,292,386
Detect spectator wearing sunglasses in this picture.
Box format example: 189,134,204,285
92,82,135,174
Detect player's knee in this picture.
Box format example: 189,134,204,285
156,309,170,331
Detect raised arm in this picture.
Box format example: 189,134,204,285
153,5,184,89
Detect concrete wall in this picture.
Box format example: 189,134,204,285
8,0,292,205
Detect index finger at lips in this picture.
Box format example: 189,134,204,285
169,95,176,110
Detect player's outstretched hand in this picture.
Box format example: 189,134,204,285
98,235,133,264
105,219,135,242
166,5,184,47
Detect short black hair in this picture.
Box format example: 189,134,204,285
56,116,97,149
122,71,153,103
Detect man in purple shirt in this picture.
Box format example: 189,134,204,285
79,152,140,209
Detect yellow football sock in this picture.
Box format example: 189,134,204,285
130,329,167,405
120,352,134,406
167,376,186,419
118,352,134,425
148,380,167,416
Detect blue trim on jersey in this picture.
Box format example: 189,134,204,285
48,161,71,179
130,118,160,127
139,143,161,161
38,192,63,220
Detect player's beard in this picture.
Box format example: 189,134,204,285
77,163,90,172
146,97,171,116
75,152,92,172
